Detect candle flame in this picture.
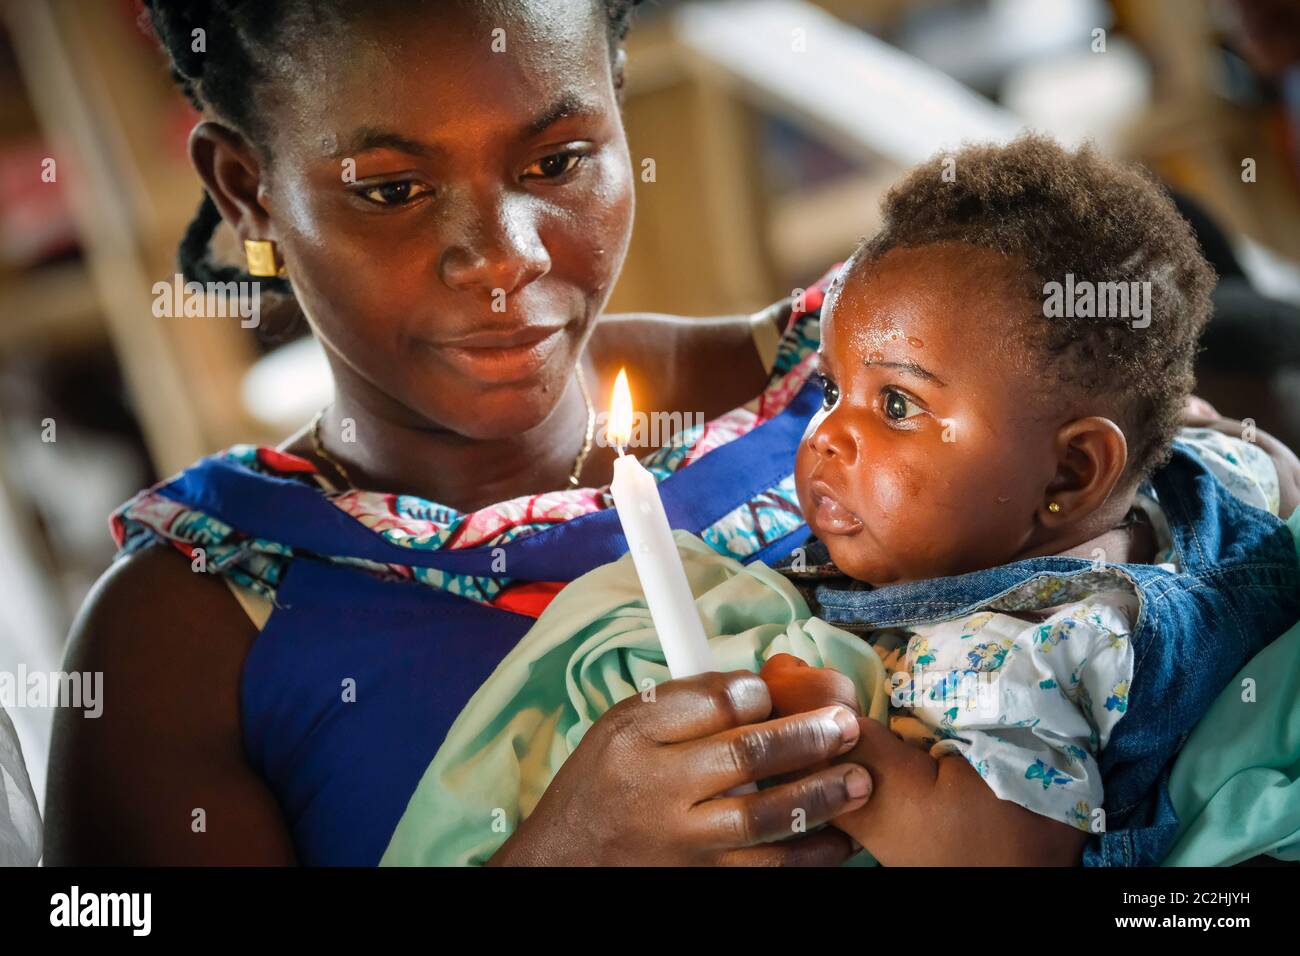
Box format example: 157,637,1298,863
608,368,634,449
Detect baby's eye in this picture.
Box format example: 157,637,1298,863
819,374,840,410
882,387,923,421
358,180,433,207
523,151,585,180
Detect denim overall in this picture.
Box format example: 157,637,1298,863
779,442,1300,865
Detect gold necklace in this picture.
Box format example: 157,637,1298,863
311,366,596,492
570,363,596,487
309,408,355,491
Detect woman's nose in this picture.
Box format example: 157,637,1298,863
438,192,551,296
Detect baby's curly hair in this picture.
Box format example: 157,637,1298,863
856,134,1214,481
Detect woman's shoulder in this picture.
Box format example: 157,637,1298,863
66,541,258,698
46,541,294,863
589,310,770,420
591,270,834,422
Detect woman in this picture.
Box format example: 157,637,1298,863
42,0,872,865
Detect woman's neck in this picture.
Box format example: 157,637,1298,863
284,353,606,513
279,313,769,512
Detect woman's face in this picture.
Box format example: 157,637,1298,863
259,1,634,439
794,244,1062,585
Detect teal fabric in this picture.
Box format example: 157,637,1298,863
382,531,889,866
1163,506,1300,866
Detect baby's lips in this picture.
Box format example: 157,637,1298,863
808,478,865,533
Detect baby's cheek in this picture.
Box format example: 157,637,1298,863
862,463,947,563
864,467,904,516
882,442,1029,575
951,460,1043,560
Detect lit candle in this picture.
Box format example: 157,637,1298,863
607,369,717,678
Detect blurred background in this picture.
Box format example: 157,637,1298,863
1,0,1298,814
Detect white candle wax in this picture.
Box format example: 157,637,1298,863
610,451,716,678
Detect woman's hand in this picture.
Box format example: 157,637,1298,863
1179,395,1300,516
488,670,872,866
1179,395,1224,427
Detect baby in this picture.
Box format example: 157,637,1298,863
383,135,1300,867
761,134,1300,866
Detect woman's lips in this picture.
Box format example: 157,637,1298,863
436,326,564,384
809,479,863,535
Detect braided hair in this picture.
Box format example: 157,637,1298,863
141,0,642,307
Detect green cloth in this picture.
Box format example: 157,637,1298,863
381,531,888,866
1163,506,1300,866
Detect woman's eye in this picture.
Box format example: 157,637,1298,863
882,387,923,421
523,151,584,180
358,180,431,207
819,375,840,410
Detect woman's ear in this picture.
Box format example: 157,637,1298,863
1040,417,1128,528
188,121,271,242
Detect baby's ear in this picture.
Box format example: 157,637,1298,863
1039,417,1128,528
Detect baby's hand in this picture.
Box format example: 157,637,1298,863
760,653,860,719
761,654,883,852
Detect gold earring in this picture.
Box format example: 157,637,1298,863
244,238,287,277
1047,501,1062,513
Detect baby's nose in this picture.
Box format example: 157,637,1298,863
810,423,851,462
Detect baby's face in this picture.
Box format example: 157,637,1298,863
795,243,1064,585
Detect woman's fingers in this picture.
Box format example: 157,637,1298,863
689,763,873,849
622,670,773,745
1180,394,1221,425
510,673,865,865
715,826,859,867
676,705,861,798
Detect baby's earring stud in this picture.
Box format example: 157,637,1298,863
1047,501,1062,513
